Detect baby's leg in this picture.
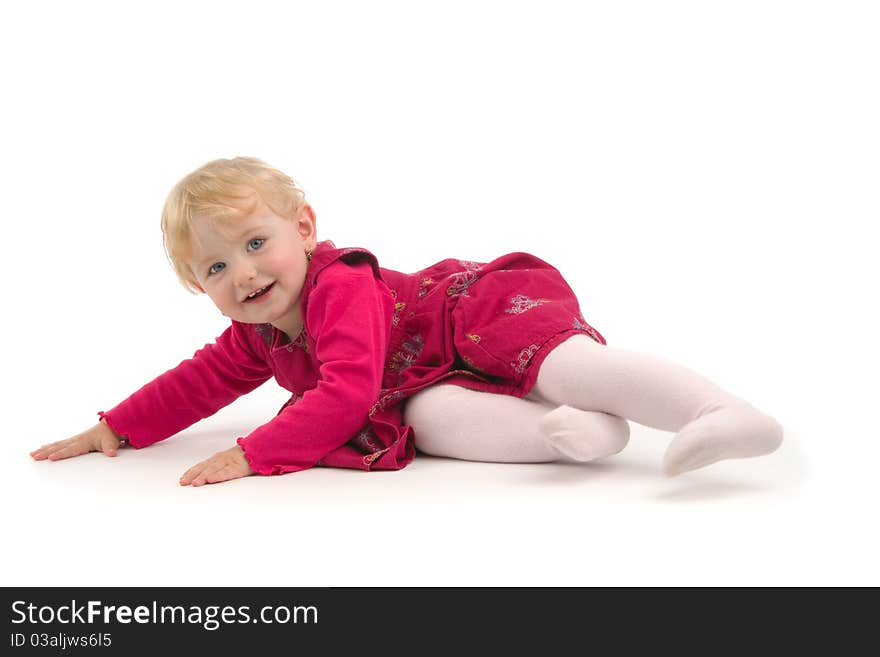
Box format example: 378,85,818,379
403,384,630,463
530,335,784,475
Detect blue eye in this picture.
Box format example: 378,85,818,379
208,262,226,275
248,238,265,251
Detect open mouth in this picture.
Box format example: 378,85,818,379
243,282,275,302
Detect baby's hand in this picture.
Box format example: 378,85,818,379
30,420,124,462
179,445,255,487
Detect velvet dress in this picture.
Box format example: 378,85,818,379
99,240,605,475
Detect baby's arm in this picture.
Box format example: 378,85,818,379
94,322,273,449
31,322,272,467
30,418,125,461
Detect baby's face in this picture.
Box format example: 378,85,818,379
188,197,317,336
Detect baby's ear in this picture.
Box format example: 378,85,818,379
296,203,317,240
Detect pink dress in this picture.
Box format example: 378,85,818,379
99,240,605,475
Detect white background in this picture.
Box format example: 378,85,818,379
2,1,877,586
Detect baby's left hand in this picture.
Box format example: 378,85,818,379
180,445,255,487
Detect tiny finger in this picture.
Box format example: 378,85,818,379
47,444,88,461
180,461,210,485
31,441,70,459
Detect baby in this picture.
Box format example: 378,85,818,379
30,157,783,486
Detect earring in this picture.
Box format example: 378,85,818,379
305,246,313,262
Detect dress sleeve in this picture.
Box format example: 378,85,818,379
236,260,394,475
98,322,273,448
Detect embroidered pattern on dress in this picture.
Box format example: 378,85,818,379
254,323,273,346
511,344,540,374
363,448,391,465
354,425,381,452
291,329,309,353
370,390,405,417
386,334,425,384
392,300,407,327
505,294,551,315
446,260,484,297
584,325,603,343
570,315,601,342
418,277,435,298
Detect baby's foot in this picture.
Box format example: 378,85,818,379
662,401,784,476
539,405,630,462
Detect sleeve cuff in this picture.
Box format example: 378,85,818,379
236,436,276,476
97,411,137,449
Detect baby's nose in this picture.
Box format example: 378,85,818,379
234,266,257,286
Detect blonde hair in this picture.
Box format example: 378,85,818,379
161,156,307,293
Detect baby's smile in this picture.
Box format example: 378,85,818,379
242,282,275,303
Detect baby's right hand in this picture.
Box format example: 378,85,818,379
30,420,125,462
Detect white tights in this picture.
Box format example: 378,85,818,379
402,335,783,475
